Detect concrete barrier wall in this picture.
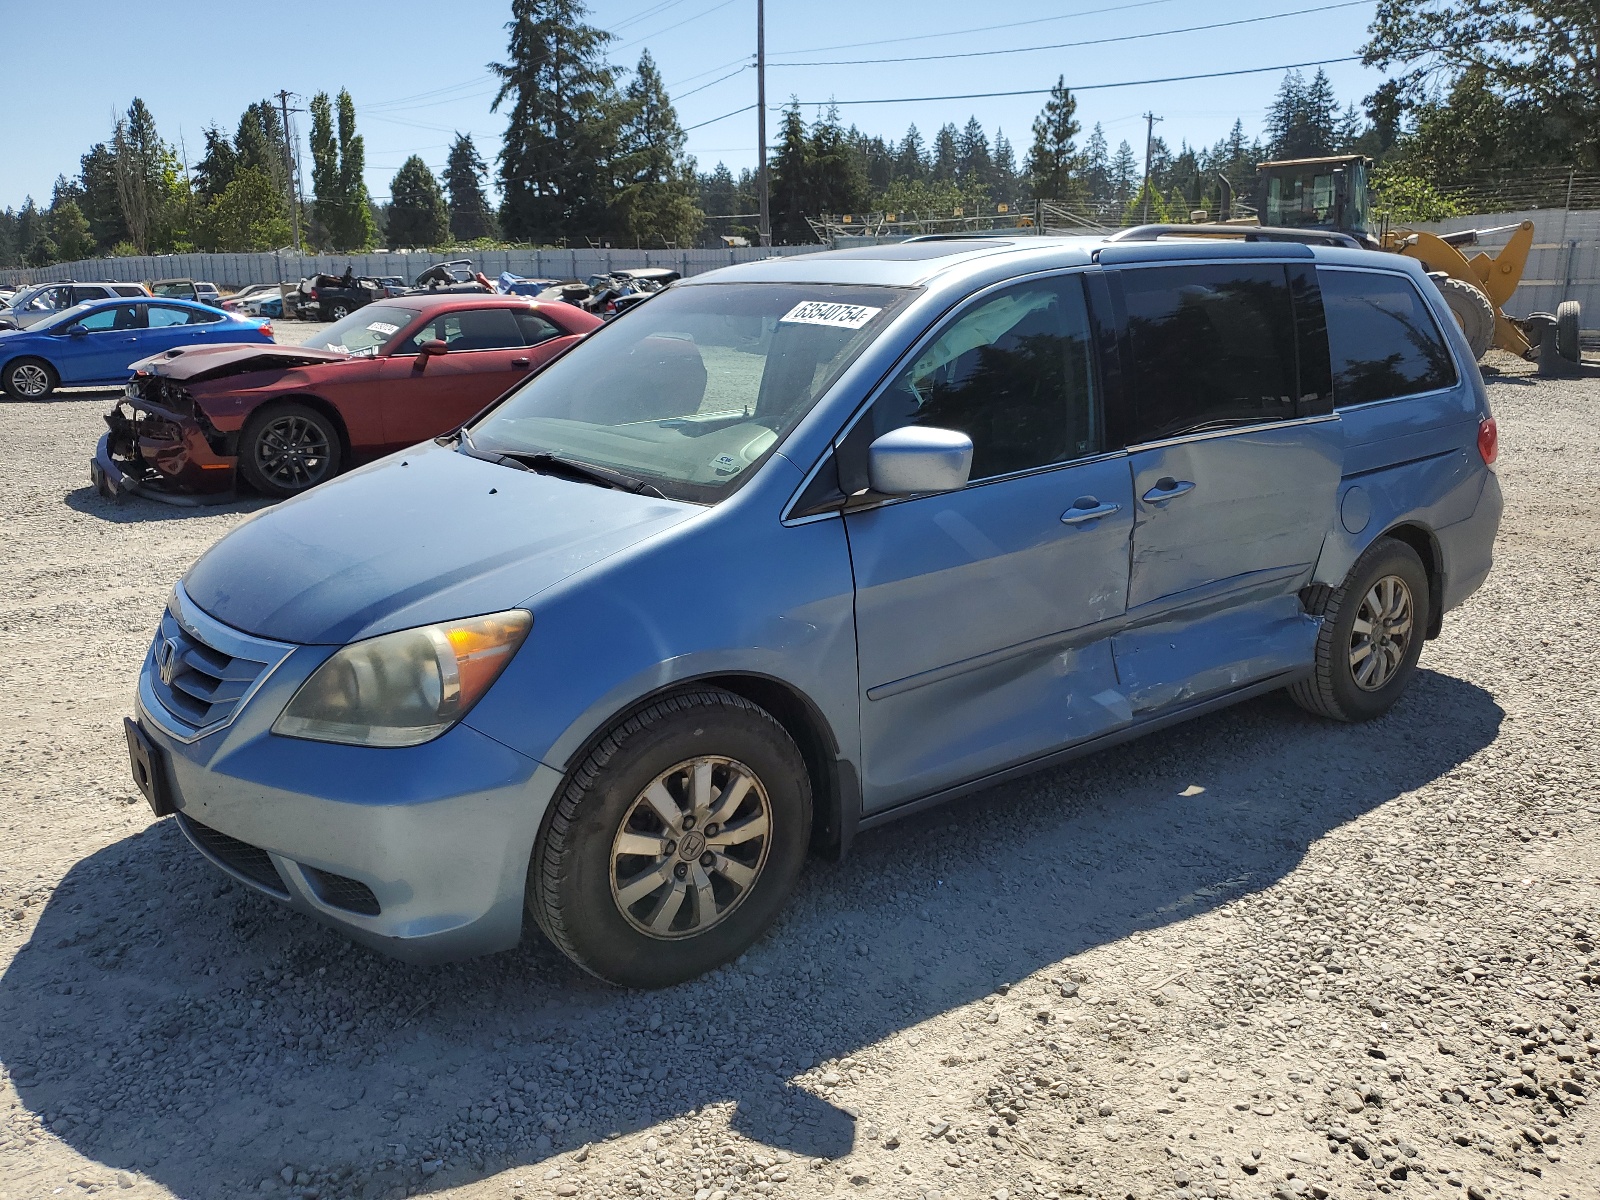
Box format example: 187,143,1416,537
0,245,825,290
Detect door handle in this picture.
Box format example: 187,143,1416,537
1061,500,1122,525
1141,477,1196,505
510,357,531,367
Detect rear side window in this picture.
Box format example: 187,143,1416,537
515,310,563,346
1319,268,1457,405
1115,263,1300,443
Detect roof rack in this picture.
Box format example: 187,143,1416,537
1107,224,1365,250
900,233,1015,243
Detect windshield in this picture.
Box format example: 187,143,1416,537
7,287,51,312
471,282,911,503
300,305,415,357
150,281,190,297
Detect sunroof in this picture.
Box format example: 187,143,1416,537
819,239,1017,261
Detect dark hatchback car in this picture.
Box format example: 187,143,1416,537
94,293,601,500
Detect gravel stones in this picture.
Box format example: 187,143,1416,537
0,348,1598,1199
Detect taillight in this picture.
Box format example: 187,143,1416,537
259,322,275,341
1477,416,1498,465
307,287,318,299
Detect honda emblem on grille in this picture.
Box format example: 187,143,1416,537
156,638,181,686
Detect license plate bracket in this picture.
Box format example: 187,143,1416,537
124,717,175,817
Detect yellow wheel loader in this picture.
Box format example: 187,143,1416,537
1237,154,1578,363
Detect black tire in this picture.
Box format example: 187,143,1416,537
2,357,58,400
238,402,343,498
1435,276,1495,360
1557,300,1582,363
530,688,812,989
1290,537,1431,722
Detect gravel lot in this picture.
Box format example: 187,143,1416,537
0,346,1597,1200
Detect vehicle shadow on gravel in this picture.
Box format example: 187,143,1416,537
0,668,1501,1199
63,484,272,524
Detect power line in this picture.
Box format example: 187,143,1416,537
767,0,1190,58
773,0,1372,67
683,103,757,133
784,56,1367,108
615,0,744,52
674,64,751,102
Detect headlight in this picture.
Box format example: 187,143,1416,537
272,610,531,747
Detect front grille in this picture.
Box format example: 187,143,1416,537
178,814,287,895
302,867,382,916
144,592,291,739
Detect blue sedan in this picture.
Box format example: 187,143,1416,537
0,297,273,399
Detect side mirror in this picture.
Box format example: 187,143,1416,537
867,426,973,496
67,325,88,337
418,339,448,357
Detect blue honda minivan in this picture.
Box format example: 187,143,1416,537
126,232,1501,987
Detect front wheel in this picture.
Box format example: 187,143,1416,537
2,357,58,400
530,688,812,988
1290,537,1430,722
1557,300,1582,363
323,302,351,322
238,402,343,498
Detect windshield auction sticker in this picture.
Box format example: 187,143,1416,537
366,321,400,335
779,301,882,330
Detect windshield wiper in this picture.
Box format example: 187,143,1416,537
511,451,667,498
454,429,665,498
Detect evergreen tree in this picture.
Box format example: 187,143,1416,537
992,128,1018,207
26,232,59,268
193,125,238,203
79,143,128,250
48,199,94,261
388,156,450,248
1266,69,1341,159
1108,140,1139,208
932,123,959,181
768,101,814,242
698,163,738,216
235,101,290,198
895,124,928,182
309,90,376,251
957,117,992,187
611,51,702,246
443,133,498,241
1026,77,1081,201
1079,123,1111,209
809,104,866,218
492,0,620,243
109,99,183,253
0,211,16,269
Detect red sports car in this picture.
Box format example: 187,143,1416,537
92,294,602,500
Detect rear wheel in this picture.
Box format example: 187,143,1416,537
1290,537,1431,723
2,357,58,400
324,302,351,322
1436,276,1495,360
238,402,342,498
530,688,811,988
1557,300,1582,362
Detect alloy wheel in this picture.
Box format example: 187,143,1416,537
609,756,772,939
254,414,332,490
9,363,50,398
1348,574,1414,691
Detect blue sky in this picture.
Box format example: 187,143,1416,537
1,0,1391,211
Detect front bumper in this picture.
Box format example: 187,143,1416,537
133,585,563,963
96,393,238,500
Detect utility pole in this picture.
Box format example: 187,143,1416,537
276,89,304,254
756,0,771,248
1141,111,1163,225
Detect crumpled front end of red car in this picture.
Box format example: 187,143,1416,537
102,373,238,495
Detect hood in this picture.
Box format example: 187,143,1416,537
182,440,699,645
131,342,342,382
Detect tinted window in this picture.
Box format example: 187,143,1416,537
73,286,111,303
1319,269,1456,405
1117,263,1300,443
403,308,523,353
868,276,1099,480
515,310,563,345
